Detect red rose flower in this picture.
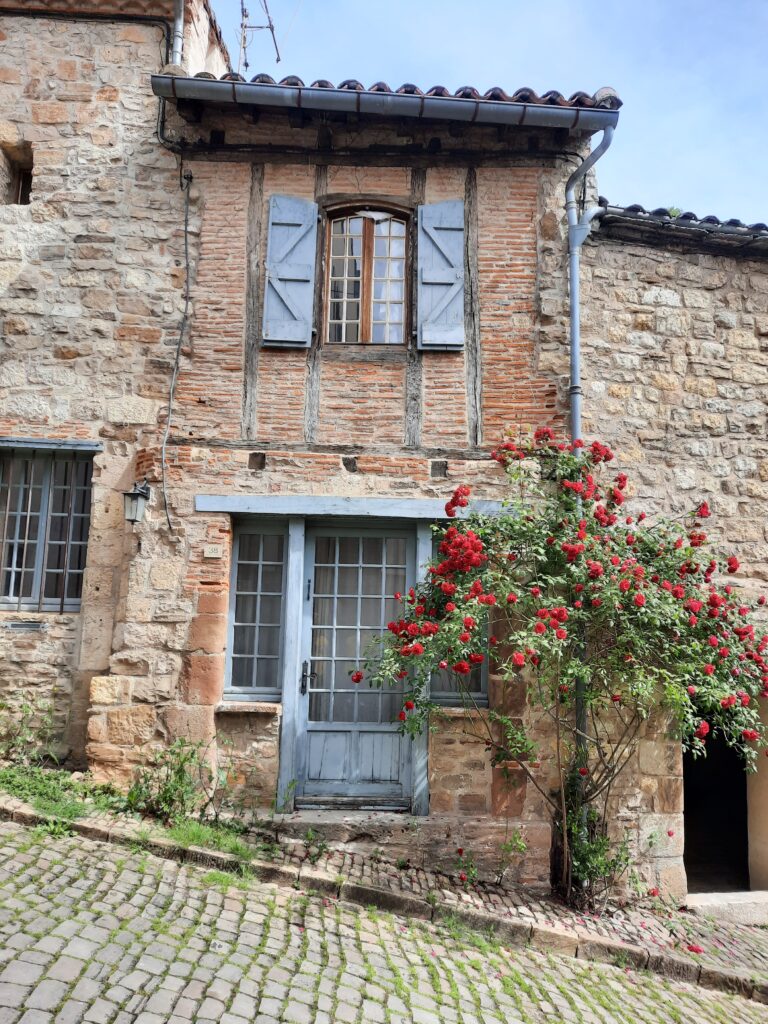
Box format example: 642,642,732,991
727,556,739,573
578,767,588,777
742,729,759,742
452,661,470,675
687,944,704,954
512,652,525,667
351,671,363,684
404,700,415,710
398,711,407,721
703,664,715,676
534,622,546,635
634,592,646,608
694,721,710,739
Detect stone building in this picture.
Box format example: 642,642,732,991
1,0,768,897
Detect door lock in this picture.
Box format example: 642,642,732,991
300,660,317,695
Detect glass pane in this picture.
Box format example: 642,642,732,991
312,629,333,658
373,303,387,322
373,280,386,300
361,567,382,596
337,567,358,595
231,657,254,687
313,597,334,626
391,220,405,236
390,260,404,279
362,538,382,564
331,237,345,256
361,598,382,627
382,690,405,722
238,535,261,561
313,660,332,687
256,659,279,688
259,595,282,625
328,323,343,344
66,572,83,600
309,692,330,721
335,630,357,659
348,236,362,257
345,323,359,344
332,219,344,234
258,627,280,657
390,237,405,258
346,279,360,299
236,561,260,592
236,595,258,623
315,537,335,563
387,324,403,344
389,280,403,301
372,323,386,343
386,567,406,595
261,565,283,593
314,566,335,594
338,537,358,564
348,217,363,234
357,692,380,723
336,597,358,626
374,259,387,279
334,691,355,722
374,238,388,257
234,626,255,656
386,538,407,565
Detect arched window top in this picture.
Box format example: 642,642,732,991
326,209,408,345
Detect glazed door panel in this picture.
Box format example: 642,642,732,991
295,528,414,807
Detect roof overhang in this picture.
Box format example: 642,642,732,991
151,75,621,133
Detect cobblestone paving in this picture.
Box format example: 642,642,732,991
304,845,768,982
0,823,765,1024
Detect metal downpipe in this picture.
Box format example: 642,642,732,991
563,126,615,759
172,0,184,66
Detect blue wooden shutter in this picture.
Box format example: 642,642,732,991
417,199,465,350
262,195,318,347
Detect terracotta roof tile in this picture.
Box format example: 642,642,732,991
191,72,623,110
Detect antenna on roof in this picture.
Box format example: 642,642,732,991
238,0,281,76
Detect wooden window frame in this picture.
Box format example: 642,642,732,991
323,205,411,346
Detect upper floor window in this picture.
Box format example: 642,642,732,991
327,212,407,345
262,194,465,352
0,449,93,612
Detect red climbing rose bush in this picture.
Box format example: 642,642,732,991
358,428,768,906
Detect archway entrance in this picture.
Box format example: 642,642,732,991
683,735,749,892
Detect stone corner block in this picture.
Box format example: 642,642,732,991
163,703,216,743
89,674,133,706
180,653,226,706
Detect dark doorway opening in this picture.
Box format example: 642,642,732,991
683,735,749,892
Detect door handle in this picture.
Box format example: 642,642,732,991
300,660,317,696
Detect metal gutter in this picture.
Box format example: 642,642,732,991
150,75,621,132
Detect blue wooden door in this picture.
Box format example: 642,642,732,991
295,528,414,808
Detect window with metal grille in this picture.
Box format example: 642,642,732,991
326,211,407,345
0,450,93,612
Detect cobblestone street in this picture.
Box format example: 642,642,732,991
0,823,764,1024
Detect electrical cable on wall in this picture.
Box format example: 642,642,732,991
160,165,193,532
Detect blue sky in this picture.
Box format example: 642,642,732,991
212,0,768,225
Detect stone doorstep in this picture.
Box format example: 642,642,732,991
687,890,768,927
0,793,763,1003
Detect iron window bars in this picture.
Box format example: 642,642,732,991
0,449,93,612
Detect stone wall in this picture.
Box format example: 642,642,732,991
578,229,768,896
0,11,194,759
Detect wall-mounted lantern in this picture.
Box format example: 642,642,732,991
123,479,151,524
